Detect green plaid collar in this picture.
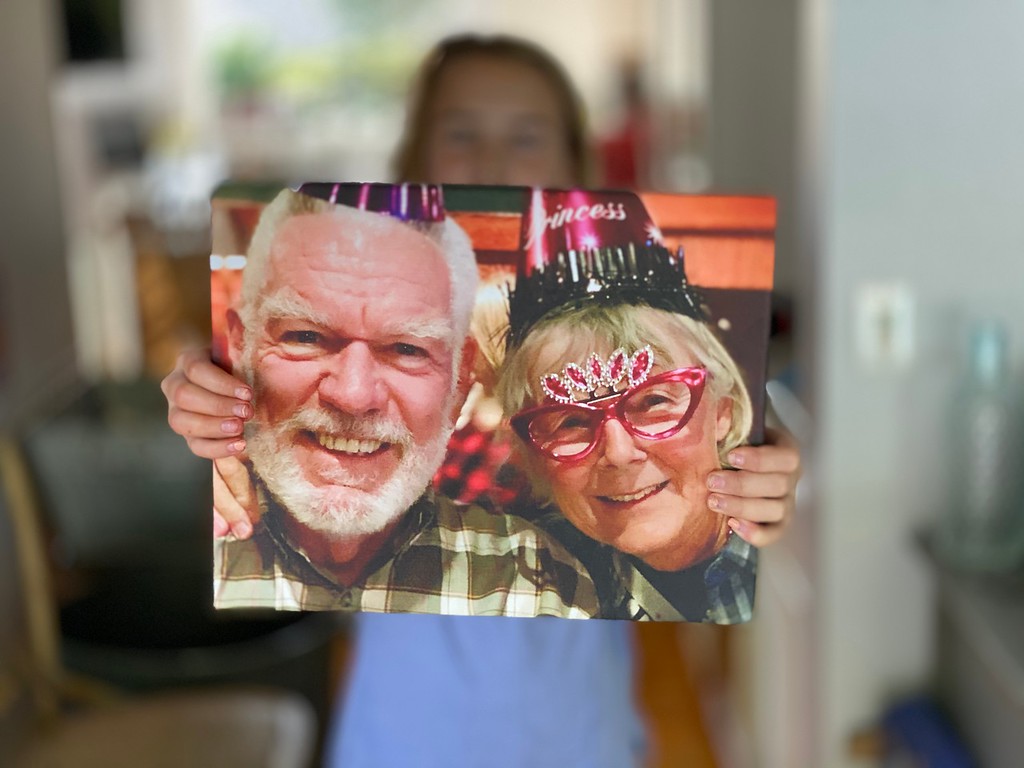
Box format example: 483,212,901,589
531,508,757,622
614,533,758,623
256,489,435,592
214,489,599,618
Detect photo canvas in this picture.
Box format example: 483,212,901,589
209,182,775,621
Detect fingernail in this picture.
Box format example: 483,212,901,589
234,522,252,539
221,419,242,434
728,451,745,467
235,387,252,401
708,493,722,511
233,403,252,419
728,518,742,533
707,473,725,491
229,439,246,453
213,515,228,537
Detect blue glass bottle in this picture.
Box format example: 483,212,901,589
938,322,1024,572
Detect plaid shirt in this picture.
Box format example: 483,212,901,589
533,509,757,622
611,533,757,622
214,490,599,618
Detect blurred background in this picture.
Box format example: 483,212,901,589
2,0,1023,766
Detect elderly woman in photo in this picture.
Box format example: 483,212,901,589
496,243,757,621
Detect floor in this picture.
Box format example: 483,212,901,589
634,623,718,768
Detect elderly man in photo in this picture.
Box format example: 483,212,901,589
214,187,597,617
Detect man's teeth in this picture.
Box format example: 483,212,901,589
605,483,665,503
317,435,384,454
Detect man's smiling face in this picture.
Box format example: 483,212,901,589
237,210,459,540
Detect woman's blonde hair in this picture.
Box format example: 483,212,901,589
495,303,753,466
392,34,593,185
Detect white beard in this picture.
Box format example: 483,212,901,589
244,402,454,541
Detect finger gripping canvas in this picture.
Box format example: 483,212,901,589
210,182,775,621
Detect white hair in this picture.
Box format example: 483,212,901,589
239,188,478,348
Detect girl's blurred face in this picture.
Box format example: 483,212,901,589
423,54,576,187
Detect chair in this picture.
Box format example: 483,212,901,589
0,436,317,768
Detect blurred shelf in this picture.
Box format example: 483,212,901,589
922,535,1024,704
920,533,1024,767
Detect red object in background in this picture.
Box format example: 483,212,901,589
600,114,650,189
433,424,525,508
598,59,652,189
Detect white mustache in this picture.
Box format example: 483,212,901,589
253,407,414,448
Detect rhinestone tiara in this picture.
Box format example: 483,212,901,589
541,346,655,404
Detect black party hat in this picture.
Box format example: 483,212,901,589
506,189,706,349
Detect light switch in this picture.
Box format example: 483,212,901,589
855,282,915,368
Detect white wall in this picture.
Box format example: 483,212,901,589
708,0,800,299
0,0,77,429
709,2,1024,765
815,1,1024,765
0,0,74,750
706,5,815,764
